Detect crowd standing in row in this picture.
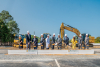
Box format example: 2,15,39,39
19,31,89,50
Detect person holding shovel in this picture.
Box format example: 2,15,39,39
26,31,31,50
32,35,38,49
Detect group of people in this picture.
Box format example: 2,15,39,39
19,31,89,50
71,34,89,50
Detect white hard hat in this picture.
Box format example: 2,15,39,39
34,35,36,36
53,33,55,35
73,35,75,37
47,35,49,36
27,31,29,33
41,34,43,35
80,34,82,36
19,35,21,37
86,34,88,35
65,34,67,36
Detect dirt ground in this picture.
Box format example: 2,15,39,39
0,45,100,50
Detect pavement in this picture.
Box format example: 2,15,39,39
0,54,100,67
0,47,100,67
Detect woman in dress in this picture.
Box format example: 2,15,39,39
19,35,23,49
71,35,77,50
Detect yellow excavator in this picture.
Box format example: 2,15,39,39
60,23,95,46
13,34,26,48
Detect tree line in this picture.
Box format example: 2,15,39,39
0,10,20,43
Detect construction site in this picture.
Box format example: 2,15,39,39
0,23,100,67
0,0,100,67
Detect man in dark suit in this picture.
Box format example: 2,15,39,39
32,35,38,49
51,33,56,49
64,34,69,48
78,34,83,49
26,31,31,50
40,34,45,49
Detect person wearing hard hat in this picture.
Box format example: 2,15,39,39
85,34,89,49
26,31,31,50
46,35,50,49
78,34,83,49
19,35,23,49
64,34,69,49
71,35,77,50
40,34,45,49
56,34,62,49
51,33,56,49
32,35,38,49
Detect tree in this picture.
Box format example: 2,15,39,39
7,20,20,34
95,37,100,43
0,10,13,23
0,19,10,42
0,10,20,34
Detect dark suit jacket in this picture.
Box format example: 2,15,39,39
40,37,45,45
32,38,38,46
52,37,55,44
78,37,83,44
26,34,31,44
64,37,69,45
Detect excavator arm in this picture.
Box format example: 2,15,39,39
60,23,81,40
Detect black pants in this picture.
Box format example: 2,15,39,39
41,45,44,49
46,48,49,49
78,44,82,49
52,45,54,49
85,44,89,49
58,46,61,49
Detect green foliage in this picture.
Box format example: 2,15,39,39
69,40,71,43
0,10,20,34
95,37,100,43
0,19,10,42
7,21,20,34
0,10,20,43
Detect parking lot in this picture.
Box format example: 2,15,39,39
0,53,100,67
0,59,100,67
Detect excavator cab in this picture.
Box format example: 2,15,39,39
43,33,51,39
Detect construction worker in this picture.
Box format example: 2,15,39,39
85,34,89,49
51,33,56,49
56,34,62,49
19,35,23,49
71,35,77,50
32,35,38,49
78,34,83,49
26,31,31,50
64,34,69,48
46,35,50,49
40,34,45,49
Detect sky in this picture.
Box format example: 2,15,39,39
0,0,100,39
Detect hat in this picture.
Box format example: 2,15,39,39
79,34,82,36
73,35,75,37
34,35,36,36
65,34,67,36
41,34,43,35
47,35,49,36
86,34,88,36
27,31,29,33
53,33,55,35
19,35,21,37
